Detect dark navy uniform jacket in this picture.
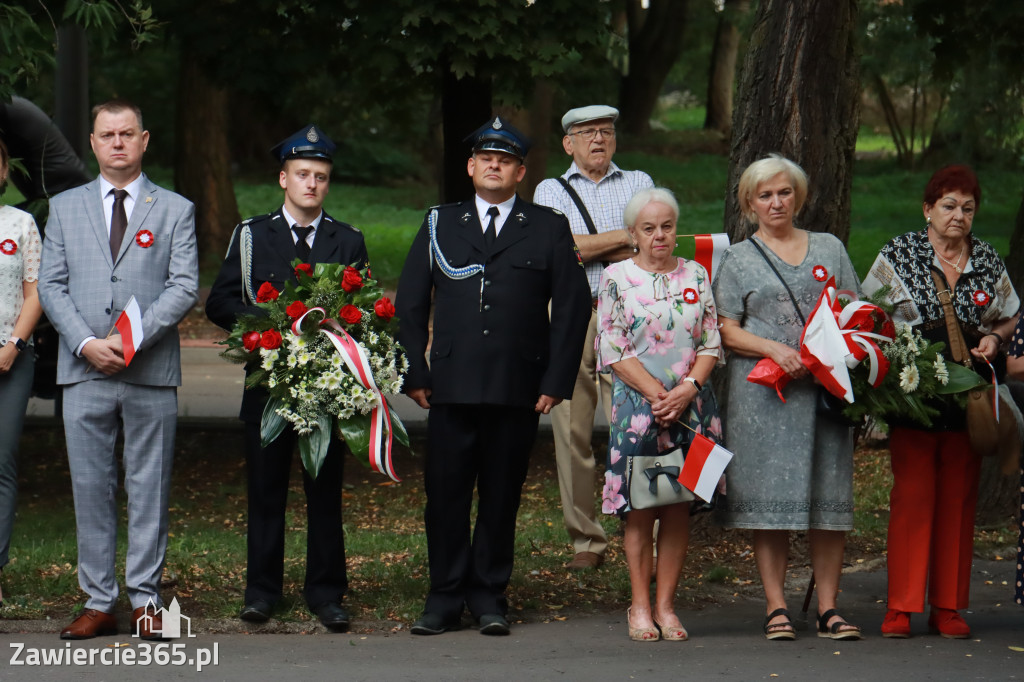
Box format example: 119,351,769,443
206,208,368,421
396,196,591,409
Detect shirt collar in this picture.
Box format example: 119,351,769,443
563,160,623,184
99,174,144,201
474,194,516,220
281,206,323,230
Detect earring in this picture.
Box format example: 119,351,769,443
925,216,931,229
633,245,639,254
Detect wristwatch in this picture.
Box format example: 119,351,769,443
9,336,26,352
683,376,702,391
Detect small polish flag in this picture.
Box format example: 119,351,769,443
679,434,733,502
693,233,730,281
115,296,144,367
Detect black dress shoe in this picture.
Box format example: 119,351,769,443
410,612,460,635
312,602,350,632
478,614,510,636
239,599,273,623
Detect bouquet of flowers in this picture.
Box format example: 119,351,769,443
747,279,986,429
220,262,409,481
840,307,986,428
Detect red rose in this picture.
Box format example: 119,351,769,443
374,297,396,321
341,266,364,292
285,300,308,319
242,331,262,352
295,263,313,278
256,282,280,303
260,329,283,350
339,304,362,324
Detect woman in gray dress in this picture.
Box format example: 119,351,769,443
712,154,861,641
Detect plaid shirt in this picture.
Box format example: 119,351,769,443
533,161,653,296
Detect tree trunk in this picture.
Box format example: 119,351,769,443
703,0,750,137
174,50,239,268
724,0,861,244
440,64,492,204
1007,189,1024,300
523,78,555,202
618,0,690,135
975,456,1019,527
54,24,89,160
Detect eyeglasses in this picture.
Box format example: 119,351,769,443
568,127,616,141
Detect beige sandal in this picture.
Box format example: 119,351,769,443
627,607,660,642
654,616,688,641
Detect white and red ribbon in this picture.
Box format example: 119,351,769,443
292,307,400,482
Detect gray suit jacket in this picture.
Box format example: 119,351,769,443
38,174,199,387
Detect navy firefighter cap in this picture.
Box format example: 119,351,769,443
464,116,530,160
270,124,336,164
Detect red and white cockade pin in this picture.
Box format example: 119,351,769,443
812,265,828,281
682,288,698,304
972,290,990,306
0,239,16,256
135,230,154,248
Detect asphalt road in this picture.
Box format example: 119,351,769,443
2,559,1021,681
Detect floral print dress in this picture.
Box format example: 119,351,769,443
595,257,722,515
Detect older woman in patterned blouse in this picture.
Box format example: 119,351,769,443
862,165,1019,639
0,139,44,606
595,188,722,642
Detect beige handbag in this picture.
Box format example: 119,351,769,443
931,270,1022,473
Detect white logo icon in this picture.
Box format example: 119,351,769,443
133,597,196,639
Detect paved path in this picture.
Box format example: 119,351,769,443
2,560,1021,680
26,345,610,430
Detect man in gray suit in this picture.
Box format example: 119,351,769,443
38,100,198,640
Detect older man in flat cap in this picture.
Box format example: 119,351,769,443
396,116,591,636
533,105,654,572
206,124,368,631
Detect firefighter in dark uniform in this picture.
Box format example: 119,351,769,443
206,125,367,632
396,117,591,636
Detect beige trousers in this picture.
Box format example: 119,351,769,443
551,309,612,556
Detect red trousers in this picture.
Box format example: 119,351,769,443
886,428,982,612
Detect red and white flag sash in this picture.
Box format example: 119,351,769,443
292,308,400,482
679,433,733,502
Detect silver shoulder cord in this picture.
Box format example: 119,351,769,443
427,208,487,310
240,224,256,306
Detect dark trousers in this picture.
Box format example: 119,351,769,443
243,422,347,608
423,404,540,620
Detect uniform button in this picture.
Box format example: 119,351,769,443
483,304,491,311
110,275,117,282
484,279,491,286
482,329,490,336
526,260,532,266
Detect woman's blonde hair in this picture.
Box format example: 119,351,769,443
624,187,679,228
736,153,808,224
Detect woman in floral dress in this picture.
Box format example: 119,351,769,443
596,188,722,641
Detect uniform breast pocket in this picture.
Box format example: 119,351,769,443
251,264,284,288
511,254,548,273
440,243,476,269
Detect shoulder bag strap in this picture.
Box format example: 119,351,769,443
930,268,971,366
748,237,806,326
557,177,608,271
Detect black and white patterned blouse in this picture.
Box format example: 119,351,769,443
1011,314,1024,359
862,228,1019,336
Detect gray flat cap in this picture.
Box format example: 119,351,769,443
561,105,619,133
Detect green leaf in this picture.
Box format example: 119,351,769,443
388,406,410,447
260,397,287,447
935,363,988,394
299,415,332,479
337,412,372,463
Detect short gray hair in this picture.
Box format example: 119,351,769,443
624,187,679,228
736,153,808,224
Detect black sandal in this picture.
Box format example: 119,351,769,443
816,608,862,640
763,607,796,640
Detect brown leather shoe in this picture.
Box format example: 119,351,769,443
565,551,604,571
60,609,118,640
133,605,169,641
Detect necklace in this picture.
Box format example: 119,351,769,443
935,243,965,274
